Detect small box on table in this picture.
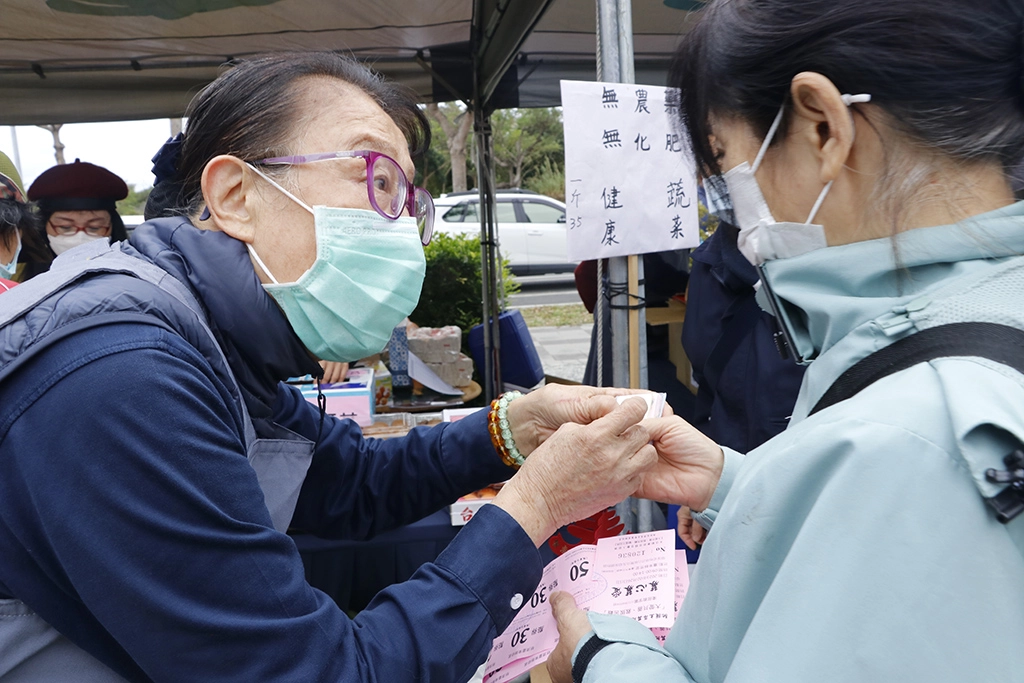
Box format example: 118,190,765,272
449,487,499,526
299,367,375,427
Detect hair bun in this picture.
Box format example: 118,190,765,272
151,133,184,188
1020,19,1024,98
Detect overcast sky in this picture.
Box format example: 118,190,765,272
0,120,173,192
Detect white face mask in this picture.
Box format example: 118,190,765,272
722,93,871,266
48,231,106,256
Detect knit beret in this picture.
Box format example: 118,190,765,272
0,152,25,201
28,159,128,211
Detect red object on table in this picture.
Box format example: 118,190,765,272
547,507,625,556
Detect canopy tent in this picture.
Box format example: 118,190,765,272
0,0,697,125
3,0,700,533
1,0,702,405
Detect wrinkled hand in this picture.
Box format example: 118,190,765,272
506,384,672,457
676,506,707,551
494,397,657,545
547,592,592,683
632,416,724,512
319,360,349,385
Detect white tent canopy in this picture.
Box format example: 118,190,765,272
0,0,698,124
1,0,702,410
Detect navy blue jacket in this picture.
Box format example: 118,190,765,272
682,222,805,453
0,218,541,682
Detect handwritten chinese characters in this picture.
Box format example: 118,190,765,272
562,80,699,260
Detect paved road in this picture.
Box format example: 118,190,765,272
508,273,581,307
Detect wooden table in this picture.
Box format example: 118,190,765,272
645,298,697,394
376,380,482,413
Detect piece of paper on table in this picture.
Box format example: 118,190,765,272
442,407,485,422
561,80,700,262
407,350,463,395
616,392,667,420
483,530,682,683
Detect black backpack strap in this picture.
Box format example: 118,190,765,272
810,322,1024,523
810,322,1024,416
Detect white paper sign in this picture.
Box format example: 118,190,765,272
561,80,699,261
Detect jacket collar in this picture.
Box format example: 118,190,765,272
128,217,320,418
691,221,759,293
758,201,1024,365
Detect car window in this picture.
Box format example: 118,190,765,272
521,201,565,224
496,201,518,223
447,200,519,224
442,204,466,222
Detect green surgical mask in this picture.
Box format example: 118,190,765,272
246,167,426,363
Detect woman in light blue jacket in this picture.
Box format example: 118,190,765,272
548,0,1024,680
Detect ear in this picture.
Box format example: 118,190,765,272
789,72,857,184
200,155,256,243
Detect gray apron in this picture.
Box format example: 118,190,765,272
0,242,314,680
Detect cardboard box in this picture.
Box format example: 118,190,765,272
449,488,498,526
407,325,461,364
444,407,502,526
372,360,392,407
299,367,375,427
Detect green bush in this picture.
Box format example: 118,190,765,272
412,233,520,348
524,158,566,202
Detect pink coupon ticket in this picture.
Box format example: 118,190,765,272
484,530,683,683
588,530,676,629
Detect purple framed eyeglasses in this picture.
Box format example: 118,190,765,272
257,150,434,245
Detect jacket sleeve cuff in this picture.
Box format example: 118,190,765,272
570,613,685,682
439,406,518,482
432,502,543,634
691,446,743,530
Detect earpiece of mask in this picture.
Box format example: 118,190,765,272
723,93,871,266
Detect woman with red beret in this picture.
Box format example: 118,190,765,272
22,158,129,280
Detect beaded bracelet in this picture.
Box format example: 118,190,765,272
488,390,525,469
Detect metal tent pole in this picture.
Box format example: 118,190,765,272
474,108,502,401
8,127,22,178
597,0,655,533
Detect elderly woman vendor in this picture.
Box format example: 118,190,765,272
0,53,662,682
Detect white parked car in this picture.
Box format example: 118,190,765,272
432,190,575,275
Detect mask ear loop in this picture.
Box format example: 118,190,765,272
244,162,317,286
751,105,787,173
247,162,316,215
805,181,834,224
246,243,280,285
804,93,872,224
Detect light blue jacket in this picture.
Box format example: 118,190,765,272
578,203,1024,682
